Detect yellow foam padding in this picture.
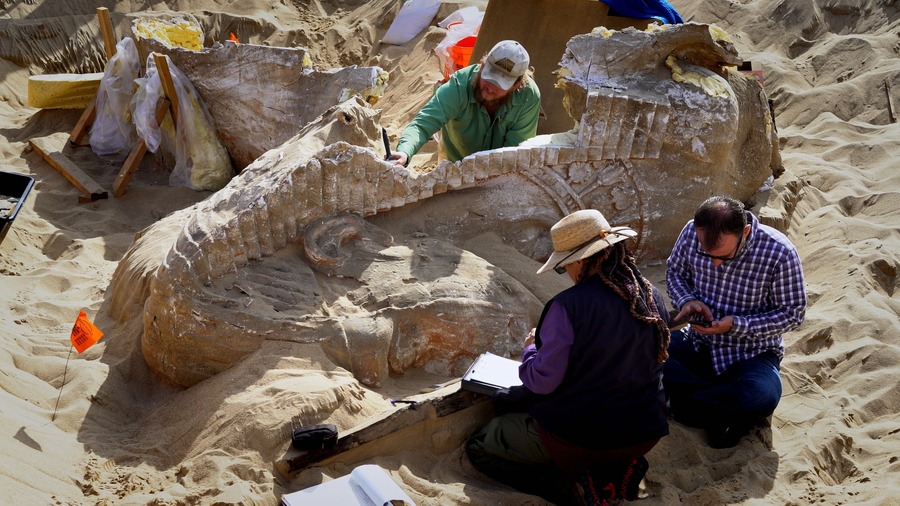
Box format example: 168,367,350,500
707,24,733,44
666,55,730,98
27,73,104,109
338,69,390,107
590,26,615,38
132,17,203,51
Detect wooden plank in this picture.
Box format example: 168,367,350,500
887,79,896,124
112,97,171,197
97,7,117,59
29,135,108,201
281,387,489,474
153,53,180,125
470,0,650,134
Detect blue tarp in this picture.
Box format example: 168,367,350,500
603,0,684,24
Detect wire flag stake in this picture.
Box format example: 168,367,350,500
52,310,104,422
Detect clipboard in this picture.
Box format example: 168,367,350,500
461,352,523,396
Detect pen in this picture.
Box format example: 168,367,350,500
382,127,391,161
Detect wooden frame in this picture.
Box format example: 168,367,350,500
69,7,116,147
112,53,178,197
278,387,490,475
31,7,116,202
34,7,181,201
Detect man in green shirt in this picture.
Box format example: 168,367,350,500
390,40,541,166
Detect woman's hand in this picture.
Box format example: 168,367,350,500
523,327,536,348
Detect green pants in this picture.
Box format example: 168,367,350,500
466,413,571,504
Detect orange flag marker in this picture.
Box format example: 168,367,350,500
70,310,103,353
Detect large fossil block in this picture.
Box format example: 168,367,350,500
134,36,387,170
111,23,780,389
527,22,778,258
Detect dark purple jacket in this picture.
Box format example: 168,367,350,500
527,275,669,450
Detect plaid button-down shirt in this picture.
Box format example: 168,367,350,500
666,212,807,374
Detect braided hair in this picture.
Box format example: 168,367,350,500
577,242,670,364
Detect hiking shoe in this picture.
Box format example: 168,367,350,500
619,456,649,501
706,423,752,449
571,470,616,506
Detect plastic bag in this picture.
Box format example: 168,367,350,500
131,58,165,154
381,0,441,45
435,7,484,79
89,37,140,161
438,5,482,29
130,54,234,191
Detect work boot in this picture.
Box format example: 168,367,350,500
706,422,753,449
570,470,616,506
618,456,649,500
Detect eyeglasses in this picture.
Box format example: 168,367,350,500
554,265,567,274
697,233,744,262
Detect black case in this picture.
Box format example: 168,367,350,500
291,423,338,451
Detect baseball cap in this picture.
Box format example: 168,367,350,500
481,40,529,91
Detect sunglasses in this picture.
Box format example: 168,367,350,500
552,245,586,275
550,229,634,274
697,233,744,262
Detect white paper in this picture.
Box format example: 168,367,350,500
351,465,415,506
282,464,415,506
462,352,523,392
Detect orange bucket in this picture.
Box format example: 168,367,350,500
450,35,477,70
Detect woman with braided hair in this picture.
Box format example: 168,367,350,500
466,209,670,505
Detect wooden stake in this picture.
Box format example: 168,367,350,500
112,97,172,197
112,55,179,197
97,7,117,59
68,102,96,146
153,53,180,125
69,8,118,146
886,79,896,124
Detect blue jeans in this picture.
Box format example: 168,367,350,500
662,329,782,430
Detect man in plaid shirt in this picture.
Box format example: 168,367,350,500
664,196,807,448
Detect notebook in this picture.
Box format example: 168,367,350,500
461,352,523,396
281,464,415,506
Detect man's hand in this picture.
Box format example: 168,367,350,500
673,299,713,324
523,327,536,348
388,152,408,166
691,315,734,335
674,300,734,334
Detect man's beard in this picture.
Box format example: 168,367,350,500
473,74,514,111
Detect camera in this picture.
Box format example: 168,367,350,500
689,316,712,327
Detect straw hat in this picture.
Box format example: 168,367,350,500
536,209,637,274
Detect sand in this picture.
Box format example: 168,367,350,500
1,0,898,504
